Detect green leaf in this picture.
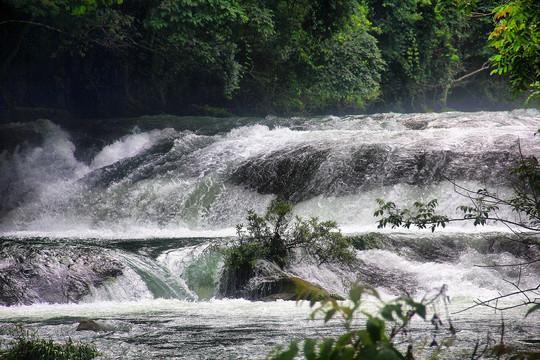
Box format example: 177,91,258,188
380,304,402,322
324,308,337,323
339,346,356,360
403,298,426,319
414,303,426,319
268,340,299,360
349,286,363,303
525,303,540,318
374,346,404,360
337,332,353,346
366,317,382,342
319,338,335,359
304,338,317,360
356,344,378,359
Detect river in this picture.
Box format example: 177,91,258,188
0,110,539,359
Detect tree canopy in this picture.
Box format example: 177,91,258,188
0,0,537,119
488,0,540,102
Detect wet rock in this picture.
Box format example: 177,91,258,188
230,144,331,202
349,233,392,251
403,120,428,130
0,242,124,306
218,259,337,301
76,320,104,332
230,143,515,204
355,263,418,296
260,276,343,302
81,137,177,188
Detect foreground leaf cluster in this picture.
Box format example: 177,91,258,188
267,285,428,360
0,324,99,360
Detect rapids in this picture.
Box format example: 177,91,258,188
0,110,539,359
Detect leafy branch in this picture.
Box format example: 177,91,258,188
374,198,451,232
267,284,454,360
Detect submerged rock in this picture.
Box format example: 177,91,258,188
0,241,124,306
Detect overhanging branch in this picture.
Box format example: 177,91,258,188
453,284,540,314
453,63,490,84
0,19,163,56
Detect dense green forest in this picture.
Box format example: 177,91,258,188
0,0,538,120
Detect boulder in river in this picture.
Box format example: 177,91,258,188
76,320,105,332
0,242,124,306
218,259,340,301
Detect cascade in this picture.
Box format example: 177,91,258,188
1,110,538,235
0,110,538,359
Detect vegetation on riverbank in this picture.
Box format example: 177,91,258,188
0,324,99,360
1,0,537,121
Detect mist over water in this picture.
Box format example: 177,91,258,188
1,110,538,236
0,110,539,358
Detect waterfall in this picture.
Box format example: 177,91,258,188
0,110,539,304
1,110,538,237
0,110,538,359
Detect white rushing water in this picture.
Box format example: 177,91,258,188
1,109,538,237
0,110,539,359
0,296,537,359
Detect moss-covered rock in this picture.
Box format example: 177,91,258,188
218,259,342,301
260,276,344,302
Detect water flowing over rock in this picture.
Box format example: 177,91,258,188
231,145,518,203
1,111,538,232
0,111,538,358
231,144,332,202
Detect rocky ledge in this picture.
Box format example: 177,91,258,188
0,241,124,306
218,259,342,302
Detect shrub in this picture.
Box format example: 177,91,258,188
223,200,354,274
0,324,99,360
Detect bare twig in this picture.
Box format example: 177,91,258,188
389,285,448,341
453,63,490,83
453,284,540,314
0,19,164,56
474,258,540,268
